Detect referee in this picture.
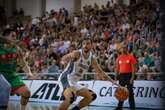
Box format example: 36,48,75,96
114,44,136,110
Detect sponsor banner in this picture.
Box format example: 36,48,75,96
133,81,164,109
90,81,118,106
9,80,165,109
29,80,94,104
29,80,63,103
91,80,165,109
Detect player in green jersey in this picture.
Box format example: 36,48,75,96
0,29,33,110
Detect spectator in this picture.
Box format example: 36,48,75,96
48,60,59,73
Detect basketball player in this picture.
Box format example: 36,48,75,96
57,37,118,110
0,30,33,110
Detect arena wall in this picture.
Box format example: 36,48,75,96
10,80,165,109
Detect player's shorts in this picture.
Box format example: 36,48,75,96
58,73,85,92
0,71,25,93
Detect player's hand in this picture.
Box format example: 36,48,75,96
112,80,121,87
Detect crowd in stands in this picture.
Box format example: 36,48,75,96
0,0,161,80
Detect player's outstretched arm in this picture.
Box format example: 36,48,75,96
91,57,120,87
16,46,33,77
60,50,80,69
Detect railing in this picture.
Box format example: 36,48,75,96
19,72,164,81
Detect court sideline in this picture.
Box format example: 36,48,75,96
6,101,154,110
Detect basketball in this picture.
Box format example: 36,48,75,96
114,86,129,101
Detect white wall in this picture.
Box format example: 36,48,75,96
16,0,42,18
123,0,130,6
81,0,131,9
15,0,130,18
46,0,74,14
16,0,74,17
81,0,117,10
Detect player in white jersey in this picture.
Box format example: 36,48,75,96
57,37,118,110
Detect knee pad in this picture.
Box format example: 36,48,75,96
88,90,97,101
70,92,76,104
